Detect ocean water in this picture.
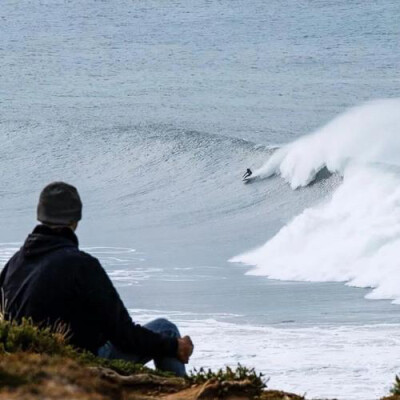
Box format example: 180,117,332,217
2,1,400,399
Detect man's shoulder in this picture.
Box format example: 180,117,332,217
58,247,102,269
78,250,104,270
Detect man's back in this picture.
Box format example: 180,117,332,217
0,225,105,352
0,225,179,358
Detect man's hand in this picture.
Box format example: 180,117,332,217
177,336,194,364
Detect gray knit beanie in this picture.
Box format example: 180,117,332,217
37,182,82,226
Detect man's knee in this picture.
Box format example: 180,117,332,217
145,318,180,337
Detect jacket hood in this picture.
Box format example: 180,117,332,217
22,225,79,257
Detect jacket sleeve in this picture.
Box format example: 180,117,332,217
76,255,178,358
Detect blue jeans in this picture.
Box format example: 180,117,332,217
97,318,186,377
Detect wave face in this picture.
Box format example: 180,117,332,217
232,99,400,303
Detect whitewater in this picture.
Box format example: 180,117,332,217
232,99,400,304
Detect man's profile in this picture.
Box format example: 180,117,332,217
0,182,193,376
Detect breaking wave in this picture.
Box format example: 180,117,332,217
231,99,400,304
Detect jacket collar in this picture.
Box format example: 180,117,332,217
31,224,79,246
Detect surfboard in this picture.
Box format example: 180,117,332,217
243,176,256,183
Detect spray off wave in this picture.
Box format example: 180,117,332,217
232,99,400,304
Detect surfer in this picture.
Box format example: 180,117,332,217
243,168,252,180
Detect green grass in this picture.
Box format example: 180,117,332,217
391,375,400,395
188,364,267,395
0,316,71,355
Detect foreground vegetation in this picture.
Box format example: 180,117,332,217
0,316,396,399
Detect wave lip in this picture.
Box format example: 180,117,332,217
253,98,400,188
232,99,400,304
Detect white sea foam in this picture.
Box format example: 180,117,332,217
186,320,400,400
232,99,400,303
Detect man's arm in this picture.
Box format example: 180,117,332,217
77,256,179,359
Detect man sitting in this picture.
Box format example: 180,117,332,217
0,182,193,376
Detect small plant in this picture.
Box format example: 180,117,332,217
0,317,72,355
188,364,267,395
390,375,400,395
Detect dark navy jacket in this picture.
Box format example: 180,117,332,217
0,225,177,357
